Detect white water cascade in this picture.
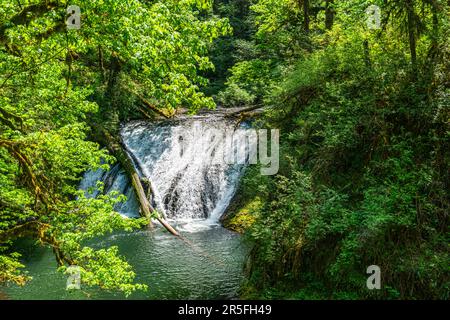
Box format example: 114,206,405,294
80,115,249,232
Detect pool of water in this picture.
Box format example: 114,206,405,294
2,225,248,300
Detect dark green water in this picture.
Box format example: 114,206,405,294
2,226,248,300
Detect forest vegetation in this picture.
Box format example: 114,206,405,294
0,0,449,299
216,0,449,299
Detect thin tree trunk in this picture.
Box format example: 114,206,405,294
429,1,439,56
101,130,153,227
300,0,310,33
98,45,105,80
363,39,372,68
325,0,335,30
106,53,121,97
424,2,440,78
406,0,417,79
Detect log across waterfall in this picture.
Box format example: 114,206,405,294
101,129,183,236
82,115,247,233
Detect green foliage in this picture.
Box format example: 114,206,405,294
0,0,230,294
223,0,450,299
224,196,261,233
51,191,149,295
217,59,273,106
216,82,256,106
0,253,30,286
202,0,256,96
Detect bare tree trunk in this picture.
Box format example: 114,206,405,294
325,0,335,30
299,0,310,33
106,53,121,98
406,0,418,79
424,1,440,78
98,45,105,80
363,39,372,68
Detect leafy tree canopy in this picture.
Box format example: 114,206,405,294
0,0,230,295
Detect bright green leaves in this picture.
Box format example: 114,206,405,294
251,0,295,36
60,0,232,112
50,192,148,295
226,0,450,300
217,59,273,107
0,0,231,114
1,0,234,293
49,191,147,246
18,125,111,194
0,253,30,286
59,246,147,297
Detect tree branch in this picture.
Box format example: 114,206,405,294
0,1,61,44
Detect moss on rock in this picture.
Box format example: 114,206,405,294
222,196,261,233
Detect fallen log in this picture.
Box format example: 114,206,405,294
124,88,171,119
101,130,154,228
0,220,74,266
128,158,224,264
224,104,265,117
101,129,185,237
97,130,228,266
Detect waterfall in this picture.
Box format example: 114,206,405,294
80,115,248,232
